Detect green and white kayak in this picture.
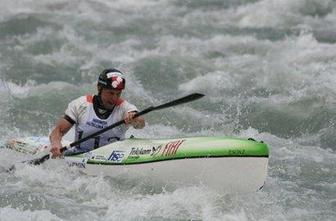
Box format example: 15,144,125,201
5,136,269,193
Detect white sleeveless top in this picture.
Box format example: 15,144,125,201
64,95,137,152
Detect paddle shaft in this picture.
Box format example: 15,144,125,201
28,93,204,165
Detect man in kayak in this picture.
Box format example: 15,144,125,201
49,68,145,157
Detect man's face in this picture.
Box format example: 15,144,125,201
100,88,122,109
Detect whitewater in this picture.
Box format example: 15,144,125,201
0,0,335,220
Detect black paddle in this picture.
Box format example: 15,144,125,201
8,93,204,169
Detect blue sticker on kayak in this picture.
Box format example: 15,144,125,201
108,150,125,162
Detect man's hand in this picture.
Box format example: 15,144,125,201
124,112,145,129
124,112,136,124
50,144,62,158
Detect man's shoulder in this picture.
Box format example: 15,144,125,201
118,99,138,112
69,95,94,108
117,99,130,107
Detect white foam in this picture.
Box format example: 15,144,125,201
103,186,228,220
179,70,236,94
6,81,36,96
94,0,162,10
0,207,62,221
127,123,182,139
233,0,334,28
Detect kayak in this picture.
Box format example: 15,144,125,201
4,136,269,193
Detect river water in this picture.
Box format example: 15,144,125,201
0,0,335,220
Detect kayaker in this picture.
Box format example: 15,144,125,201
49,68,145,157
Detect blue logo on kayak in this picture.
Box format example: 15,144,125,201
108,150,125,162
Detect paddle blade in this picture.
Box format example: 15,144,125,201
154,93,204,110
6,153,50,172
27,154,50,165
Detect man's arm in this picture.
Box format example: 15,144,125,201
49,118,73,157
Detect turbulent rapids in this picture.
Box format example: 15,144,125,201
1,0,336,220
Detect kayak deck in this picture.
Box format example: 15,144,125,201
70,136,268,165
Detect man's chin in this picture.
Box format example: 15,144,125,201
105,103,115,109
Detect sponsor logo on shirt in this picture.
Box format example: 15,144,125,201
86,118,108,129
